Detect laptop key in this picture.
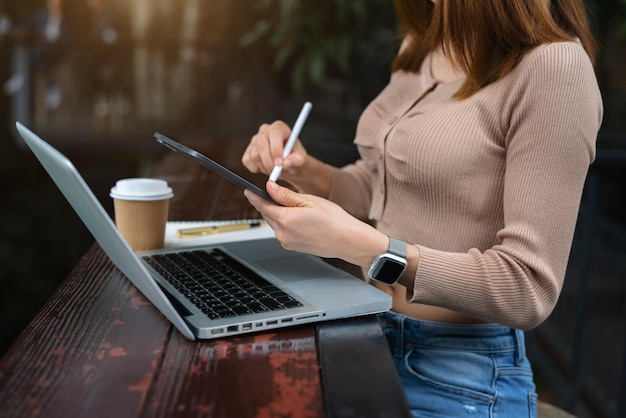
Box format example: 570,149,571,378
143,250,302,320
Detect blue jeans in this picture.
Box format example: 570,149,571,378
379,311,537,418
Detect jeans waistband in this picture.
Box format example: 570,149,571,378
379,310,526,361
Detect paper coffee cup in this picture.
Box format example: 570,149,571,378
110,178,174,251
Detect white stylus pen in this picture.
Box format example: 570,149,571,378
269,101,313,182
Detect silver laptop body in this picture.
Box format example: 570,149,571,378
16,122,391,340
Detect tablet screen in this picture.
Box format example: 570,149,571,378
154,133,279,205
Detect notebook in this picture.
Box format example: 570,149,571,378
16,122,391,340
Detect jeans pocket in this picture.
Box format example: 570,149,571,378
402,345,496,404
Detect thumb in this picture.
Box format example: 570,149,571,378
266,181,308,208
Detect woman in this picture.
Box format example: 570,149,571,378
242,0,603,416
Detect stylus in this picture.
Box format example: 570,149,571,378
269,101,313,182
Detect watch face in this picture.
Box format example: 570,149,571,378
377,259,406,281
372,255,406,284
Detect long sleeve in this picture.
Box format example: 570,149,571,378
409,43,602,329
331,41,603,330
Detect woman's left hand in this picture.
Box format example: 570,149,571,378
244,181,387,268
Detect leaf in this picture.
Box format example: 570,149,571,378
241,0,398,92
308,48,326,83
292,57,309,93
274,41,296,70
239,20,271,47
335,36,352,74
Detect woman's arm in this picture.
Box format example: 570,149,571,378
402,42,603,330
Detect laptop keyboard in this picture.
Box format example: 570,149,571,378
142,249,303,320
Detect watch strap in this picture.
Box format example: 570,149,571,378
388,236,406,258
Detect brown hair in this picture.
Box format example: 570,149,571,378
392,0,598,98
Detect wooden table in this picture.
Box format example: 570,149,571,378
0,139,410,418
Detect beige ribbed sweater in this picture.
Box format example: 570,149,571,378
328,41,603,330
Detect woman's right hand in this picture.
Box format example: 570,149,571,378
242,121,309,182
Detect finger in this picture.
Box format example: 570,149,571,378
256,127,278,173
265,181,309,208
243,188,269,215
282,141,305,172
242,124,268,172
243,124,275,174
242,142,261,173
268,121,291,166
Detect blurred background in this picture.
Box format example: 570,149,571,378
0,1,624,416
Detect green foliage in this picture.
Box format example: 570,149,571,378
620,0,626,36
240,0,398,93
241,0,626,93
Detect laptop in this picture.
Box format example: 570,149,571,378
16,122,391,341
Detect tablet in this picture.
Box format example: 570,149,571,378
154,132,279,205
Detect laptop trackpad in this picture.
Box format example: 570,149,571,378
255,256,338,283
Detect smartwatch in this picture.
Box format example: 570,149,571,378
368,236,408,285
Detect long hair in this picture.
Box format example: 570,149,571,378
392,0,598,98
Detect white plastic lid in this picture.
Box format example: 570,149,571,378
110,178,173,201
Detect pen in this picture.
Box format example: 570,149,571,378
269,101,313,182
176,220,266,238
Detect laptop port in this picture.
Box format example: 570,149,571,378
296,314,321,321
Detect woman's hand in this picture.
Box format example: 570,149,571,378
242,121,333,197
242,121,309,181
244,181,388,268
